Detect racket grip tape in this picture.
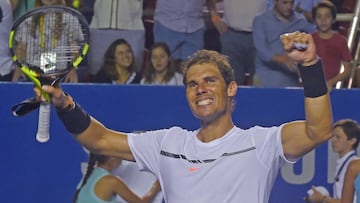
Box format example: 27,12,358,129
36,103,51,143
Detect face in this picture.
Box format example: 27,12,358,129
185,62,236,122
331,127,355,157
114,44,133,69
275,0,294,19
151,47,170,73
314,7,334,33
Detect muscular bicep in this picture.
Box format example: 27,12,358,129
281,121,319,160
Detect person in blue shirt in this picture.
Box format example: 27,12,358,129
253,0,315,87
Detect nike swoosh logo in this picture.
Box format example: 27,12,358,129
189,167,200,172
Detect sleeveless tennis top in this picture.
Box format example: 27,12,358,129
77,167,116,203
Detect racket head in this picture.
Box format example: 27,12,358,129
8,5,90,95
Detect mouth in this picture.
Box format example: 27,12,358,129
196,98,213,106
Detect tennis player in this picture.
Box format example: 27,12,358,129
38,32,333,203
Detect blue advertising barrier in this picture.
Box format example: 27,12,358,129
1,82,359,203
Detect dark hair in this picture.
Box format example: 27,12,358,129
182,49,235,86
142,42,176,84
333,119,360,149
312,1,337,20
101,38,137,81
73,153,109,203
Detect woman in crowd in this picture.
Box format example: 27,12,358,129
141,42,183,85
94,39,142,84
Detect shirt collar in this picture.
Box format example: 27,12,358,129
337,150,356,165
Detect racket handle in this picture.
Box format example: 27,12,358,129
36,103,51,143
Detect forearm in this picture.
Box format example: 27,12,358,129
323,196,340,203
302,60,333,143
55,93,134,160
142,181,161,202
328,62,351,86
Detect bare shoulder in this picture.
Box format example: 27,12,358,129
101,175,125,185
348,158,360,172
96,174,125,189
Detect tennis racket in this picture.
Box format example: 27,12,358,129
10,5,90,143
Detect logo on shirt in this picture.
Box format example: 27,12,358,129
189,166,200,172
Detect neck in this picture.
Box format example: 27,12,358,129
339,149,354,158
154,70,168,83
317,30,333,39
274,9,292,23
197,114,234,143
116,65,131,83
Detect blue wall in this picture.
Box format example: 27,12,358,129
1,82,360,203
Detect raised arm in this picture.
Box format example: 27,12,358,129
39,86,135,161
280,32,333,160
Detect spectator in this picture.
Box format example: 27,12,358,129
311,1,352,92
0,0,15,81
294,0,322,23
74,153,161,203
141,42,183,85
94,39,142,84
267,0,322,23
211,0,267,86
253,0,315,87
88,0,145,78
305,119,360,203
153,0,219,73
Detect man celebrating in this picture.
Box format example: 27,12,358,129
37,32,333,203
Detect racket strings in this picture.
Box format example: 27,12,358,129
13,10,87,74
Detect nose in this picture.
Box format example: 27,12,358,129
196,82,207,95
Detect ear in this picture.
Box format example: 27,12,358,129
227,81,238,97
350,137,357,146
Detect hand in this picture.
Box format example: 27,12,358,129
211,15,228,34
34,85,73,109
280,31,318,67
305,186,326,203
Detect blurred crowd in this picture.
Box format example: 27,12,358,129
1,0,360,90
